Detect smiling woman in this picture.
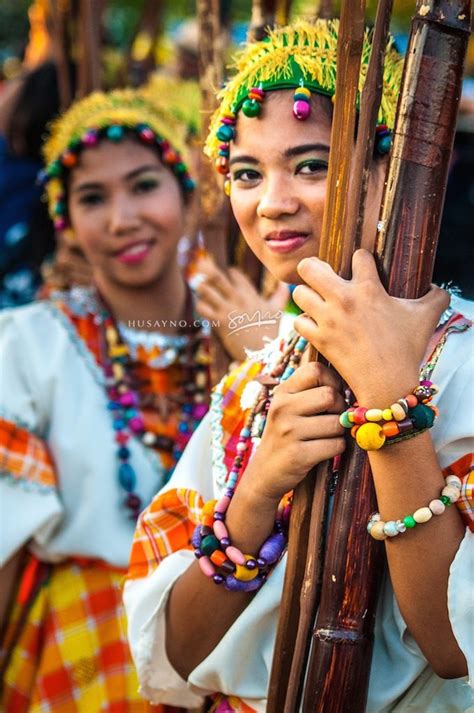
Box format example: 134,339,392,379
124,18,473,713
0,89,210,713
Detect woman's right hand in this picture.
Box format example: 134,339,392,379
243,362,347,504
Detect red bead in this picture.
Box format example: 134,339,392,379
353,407,368,425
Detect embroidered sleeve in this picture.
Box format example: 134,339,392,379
128,488,204,580
0,418,56,492
443,454,473,532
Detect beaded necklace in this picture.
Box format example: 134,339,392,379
98,289,210,519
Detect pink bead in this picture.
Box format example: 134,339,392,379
198,556,216,577
293,100,311,120
139,128,155,143
193,404,208,420
215,496,231,514
128,416,144,432
213,520,229,540
54,218,67,231
225,546,246,565
429,499,445,515
83,131,98,146
119,392,136,407
221,117,235,125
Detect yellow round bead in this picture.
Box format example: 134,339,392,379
106,326,118,345
201,499,218,516
370,521,387,540
365,408,383,422
348,411,355,423
355,423,386,451
297,86,311,97
390,403,407,421
382,408,393,421
234,555,259,581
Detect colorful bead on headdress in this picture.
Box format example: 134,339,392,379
204,19,404,172
42,89,196,233
375,124,392,155
293,83,311,121
241,86,265,118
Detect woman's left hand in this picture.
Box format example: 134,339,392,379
293,249,449,405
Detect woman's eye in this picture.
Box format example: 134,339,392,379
296,159,329,175
134,179,159,193
78,193,103,206
232,169,261,183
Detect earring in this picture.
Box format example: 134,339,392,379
293,84,311,120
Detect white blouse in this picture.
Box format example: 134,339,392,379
124,318,474,712
0,299,168,568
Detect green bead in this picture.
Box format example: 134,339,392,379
107,125,124,142
216,124,234,142
48,160,62,177
377,135,392,154
339,411,352,429
175,162,187,175
408,404,435,429
69,138,81,151
55,201,66,215
403,515,416,529
294,92,309,102
242,99,261,118
201,535,220,556
440,495,452,506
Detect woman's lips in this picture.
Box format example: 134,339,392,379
264,231,310,254
115,240,154,265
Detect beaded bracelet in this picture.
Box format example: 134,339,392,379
192,494,290,592
339,380,439,451
367,474,462,540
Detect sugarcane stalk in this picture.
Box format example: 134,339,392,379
301,2,470,711
267,3,366,709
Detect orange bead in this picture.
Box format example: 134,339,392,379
202,499,218,516
405,394,418,408
351,425,359,438
210,550,227,566
62,151,77,167
201,514,214,527
382,421,400,438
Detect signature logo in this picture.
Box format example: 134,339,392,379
227,309,283,336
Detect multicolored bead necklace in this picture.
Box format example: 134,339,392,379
193,333,307,591
98,291,210,520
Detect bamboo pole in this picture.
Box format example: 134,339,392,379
77,0,102,97
267,3,366,709
301,2,471,711
49,0,73,110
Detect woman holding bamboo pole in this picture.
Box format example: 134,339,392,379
125,20,473,712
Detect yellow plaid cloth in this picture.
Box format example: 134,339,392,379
1,558,168,712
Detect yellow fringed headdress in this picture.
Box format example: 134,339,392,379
205,19,404,171
42,88,196,232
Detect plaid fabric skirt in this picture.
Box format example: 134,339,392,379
0,557,179,713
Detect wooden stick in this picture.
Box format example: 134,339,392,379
302,2,470,711
376,0,472,297
49,0,73,110
267,3,366,710
342,0,394,270
77,0,102,97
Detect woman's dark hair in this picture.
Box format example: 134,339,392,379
5,61,60,160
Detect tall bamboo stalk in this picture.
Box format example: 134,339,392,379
301,2,471,711
49,0,73,110
77,0,102,97
267,3,366,709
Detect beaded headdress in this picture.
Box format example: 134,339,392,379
42,88,196,234
205,19,404,176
